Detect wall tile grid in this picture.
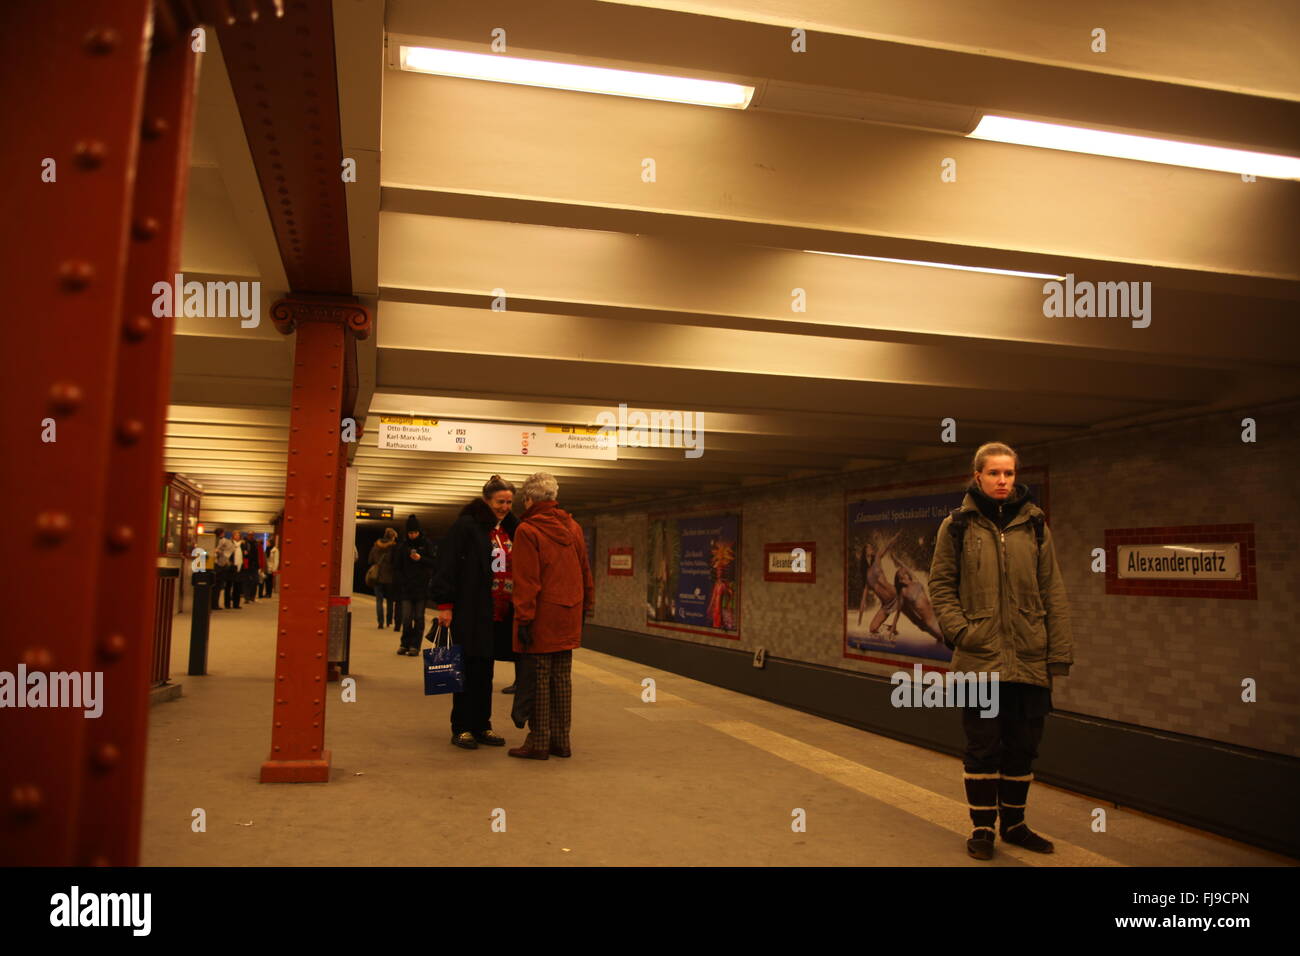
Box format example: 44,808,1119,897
587,400,1300,758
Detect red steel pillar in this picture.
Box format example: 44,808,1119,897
0,0,160,866
262,297,370,783
82,18,199,866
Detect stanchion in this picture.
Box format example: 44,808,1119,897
188,571,213,676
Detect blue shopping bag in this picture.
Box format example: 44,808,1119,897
422,623,464,695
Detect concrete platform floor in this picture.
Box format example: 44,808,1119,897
142,593,1292,866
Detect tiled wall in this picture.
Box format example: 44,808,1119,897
581,401,1300,758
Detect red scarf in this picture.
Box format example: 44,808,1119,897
490,525,513,621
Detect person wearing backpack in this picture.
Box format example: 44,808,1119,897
368,528,398,628
928,441,1073,861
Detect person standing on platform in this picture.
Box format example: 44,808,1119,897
369,528,398,629
242,535,262,605
213,529,234,610
226,531,245,609
507,472,594,760
394,515,434,656
928,441,1074,860
432,475,519,751
262,538,279,597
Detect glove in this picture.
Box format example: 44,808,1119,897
517,622,533,648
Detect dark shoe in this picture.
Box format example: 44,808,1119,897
507,744,549,760
967,830,995,860
501,684,517,694
549,744,572,758
452,732,478,750
396,647,407,655
406,648,420,656
474,730,506,747
1000,823,1054,853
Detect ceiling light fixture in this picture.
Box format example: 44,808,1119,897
399,46,754,109
804,249,1065,280
968,115,1300,180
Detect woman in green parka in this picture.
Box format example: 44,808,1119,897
928,441,1074,861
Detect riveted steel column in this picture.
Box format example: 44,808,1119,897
0,0,153,866
79,21,199,866
262,297,370,783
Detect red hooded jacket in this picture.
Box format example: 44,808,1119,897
511,500,594,654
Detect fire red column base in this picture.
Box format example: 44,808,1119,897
260,752,332,784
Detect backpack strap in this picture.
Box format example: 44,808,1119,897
1030,513,1045,553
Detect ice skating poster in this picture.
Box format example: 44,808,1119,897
844,481,1044,666
646,512,740,639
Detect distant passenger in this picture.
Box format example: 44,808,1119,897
262,538,279,597
432,475,520,751
928,441,1074,861
226,531,245,609
508,472,594,760
369,528,398,629
394,515,434,656
212,529,234,610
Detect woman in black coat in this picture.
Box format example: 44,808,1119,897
432,475,519,750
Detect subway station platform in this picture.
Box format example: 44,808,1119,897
141,595,1286,867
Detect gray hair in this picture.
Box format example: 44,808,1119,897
521,471,559,502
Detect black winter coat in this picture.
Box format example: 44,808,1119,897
431,498,518,659
393,533,436,601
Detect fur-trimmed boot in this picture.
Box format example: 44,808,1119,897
963,772,999,859
998,772,1054,853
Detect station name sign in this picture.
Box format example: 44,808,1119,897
1116,543,1240,580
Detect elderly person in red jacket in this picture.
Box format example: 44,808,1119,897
508,472,594,760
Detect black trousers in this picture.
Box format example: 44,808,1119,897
222,567,241,608
961,682,1049,776
450,654,495,734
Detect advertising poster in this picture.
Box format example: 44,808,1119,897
845,473,1045,667
647,512,740,638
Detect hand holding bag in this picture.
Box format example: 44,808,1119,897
423,622,465,695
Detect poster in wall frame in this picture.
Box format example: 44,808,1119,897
647,510,741,639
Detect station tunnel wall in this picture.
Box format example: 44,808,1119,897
582,400,1300,762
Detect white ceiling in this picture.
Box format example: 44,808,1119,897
169,0,1300,534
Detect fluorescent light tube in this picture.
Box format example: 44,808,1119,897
968,115,1300,180
400,46,754,109
805,250,1065,281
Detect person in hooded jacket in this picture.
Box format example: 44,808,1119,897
368,527,399,628
394,514,435,655
507,472,594,760
928,441,1074,861
432,475,519,750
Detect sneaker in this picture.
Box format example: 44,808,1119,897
451,732,478,750
1000,823,1054,853
474,730,506,747
966,830,995,860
